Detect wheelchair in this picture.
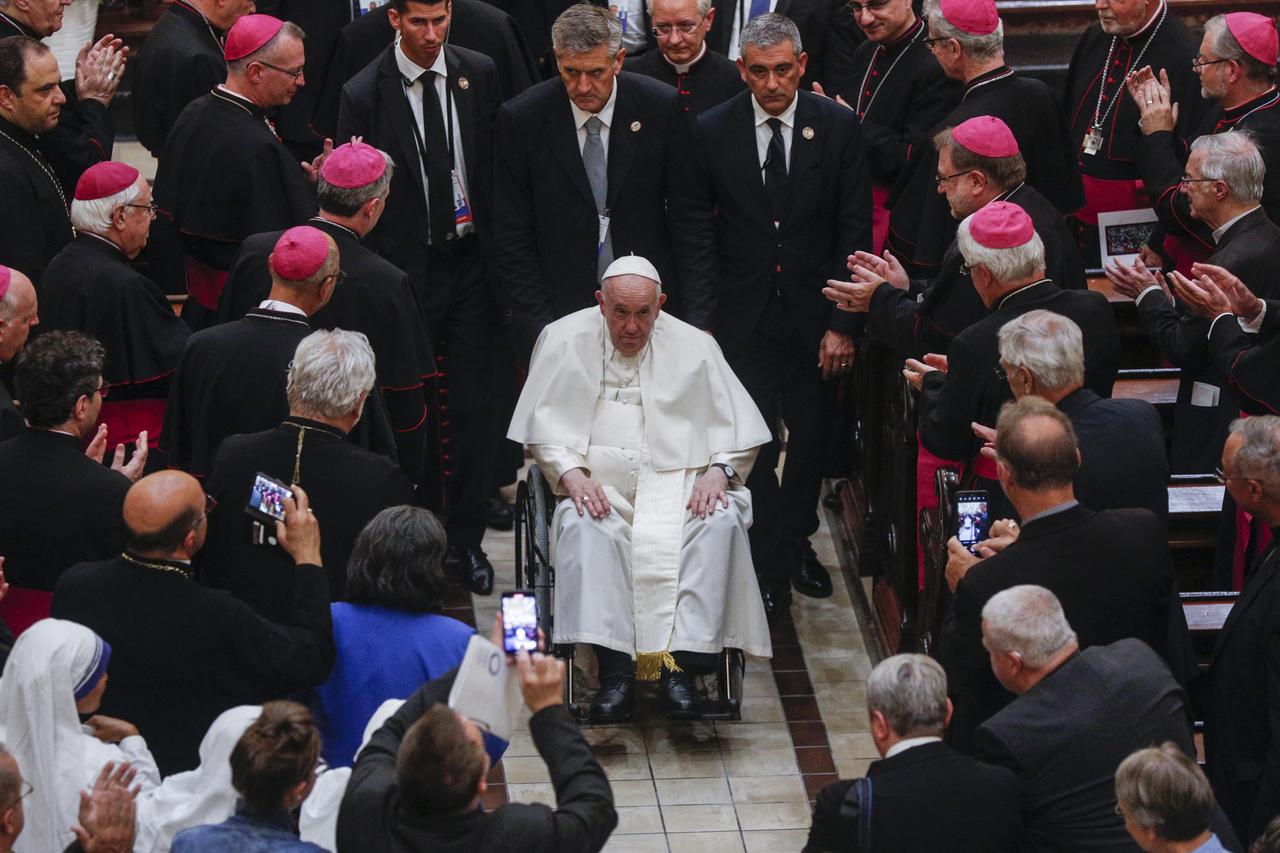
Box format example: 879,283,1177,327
514,464,747,721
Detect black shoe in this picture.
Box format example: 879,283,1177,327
484,496,514,531
761,585,793,626
590,676,635,722
662,671,701,719
460,547,494,596
791,542,833,598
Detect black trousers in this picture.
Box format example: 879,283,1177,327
595,646,719,679
726,294,830,591
421,237,499,550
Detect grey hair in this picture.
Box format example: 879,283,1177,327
1114,743,1215,842
317,151,396,217
552,4,622,56
1205,14,1278,86
1229,415,1280,495
69,179,143,235
645,0,713,19
981,585,1077,669
865,654,949,737
287,330,377,419
0,270,19,320
956,213,1046,282
997,310,1085,392
923,0,1003,59
740,12,802,55
0,742,16,806
1192,130,1266,203
933,126,1026,191
227,20,305,75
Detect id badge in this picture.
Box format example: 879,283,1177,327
1082,126,1103,156
597,213,610,251
452,170,473,227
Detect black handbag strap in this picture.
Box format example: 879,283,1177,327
837,776,873,850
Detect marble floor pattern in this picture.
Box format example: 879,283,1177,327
463,487,875,853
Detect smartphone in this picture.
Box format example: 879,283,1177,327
245,472,293,524
955,490,990,556
501,590,539,655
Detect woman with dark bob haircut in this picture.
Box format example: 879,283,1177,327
310,507,474,766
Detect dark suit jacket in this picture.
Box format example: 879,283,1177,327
338,43,502,308
493,73,698,337
705,0,862,91
0,430,128,591
1206,539,1280,842
51,554,334,775
683,90,871,355
976,639,1195,853
919,280,1119,463
1058,388,1169,524
337,678,617,853
940,504,1188,753
805,741,1022,852
0,379,22,442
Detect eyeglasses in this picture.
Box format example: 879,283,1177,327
935,169,972,186
1180,175,1217,186
123,202,158,218
94,382,110,399
923,34,953,49
651,22,700,37
190,493,218,532
1215,467,1252,485
1191,56,1231,70
847,0,892,12
327,269,348,288
256,61,304,80
2,781,32,813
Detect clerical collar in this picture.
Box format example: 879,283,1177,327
1124,0,1165,42
996,278,1052,310
0,11,36,37
752,91,798,129
1223,88,1280,123
395,38,446,85
310,216,361,243
664,43,707,75
1213,205,1261,244
79,231,128,259
171,0,225,47
963,66,1014,99
993,181,1026,203
246,306,310,328
884,16,924,52
212,85,268,119
258,299,308,317
121,551,194,579
570,82,618,132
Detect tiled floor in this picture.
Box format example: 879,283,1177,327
464,487,875,853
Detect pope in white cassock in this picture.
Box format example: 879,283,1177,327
508,255,774,722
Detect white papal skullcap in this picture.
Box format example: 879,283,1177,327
602,254,662,285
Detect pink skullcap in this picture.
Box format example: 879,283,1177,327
0,267,9,302
270,227,331,281
321,140,387,188
952,115,1019,158
937,0,999,36
1226,13,1278,67
969,201,1034,249
74,161,140,201
225,14,285,61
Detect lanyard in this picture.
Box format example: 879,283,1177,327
401,71,456,186
1091,3,1167,131
1231,89,1280,127
855,20,925,121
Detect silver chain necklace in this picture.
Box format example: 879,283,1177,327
0,126,70,222
855,20,926,121
1090,4,1167,132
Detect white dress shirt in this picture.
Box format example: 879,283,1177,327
569,82,619,160
395,41,473,236
1211,205,1261,244
615,0,648,52
752,92,797,178
257,299,308,317
728,0,779,61
884,735,942,758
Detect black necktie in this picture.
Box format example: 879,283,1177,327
763,117,788,224
418,71,456,247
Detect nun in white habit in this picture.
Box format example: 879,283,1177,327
0,618,160,853
508,255,774,721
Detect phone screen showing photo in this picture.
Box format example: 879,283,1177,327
501,591,539,654
955,492,990,556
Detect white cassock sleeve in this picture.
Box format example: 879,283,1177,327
530,444,590,496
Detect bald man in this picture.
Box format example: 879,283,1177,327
52,471,335,775
0,266,38,441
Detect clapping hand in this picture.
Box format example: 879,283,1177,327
1166,269,1232,319
902,354,947,391
76,35,128,106
1126,66,1177,134
1104,255,1167,301
1188,262,1265,324
71,761,137,853
302,138,335,183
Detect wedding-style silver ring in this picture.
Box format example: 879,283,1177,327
107,71,115,81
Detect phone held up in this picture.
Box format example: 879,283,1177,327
501,590,540,656
245,472,293,525
955,490,990,557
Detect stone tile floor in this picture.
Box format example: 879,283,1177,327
470,494,876,853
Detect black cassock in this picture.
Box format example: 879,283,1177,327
868,181,1085,359
130,0,227,158
0,115,73,280
1063,13,1208,264
623,47,745,122
1137,89,1280,261
887,67,1084,276
0,382,19,442
201,417,416,622
311,0,539,139
153,89,316,324
0,11,113,194
216,217,440,501
160,308,396,479
39,233,190,447
831,18,960,253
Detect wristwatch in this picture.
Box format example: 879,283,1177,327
711,463,736,481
